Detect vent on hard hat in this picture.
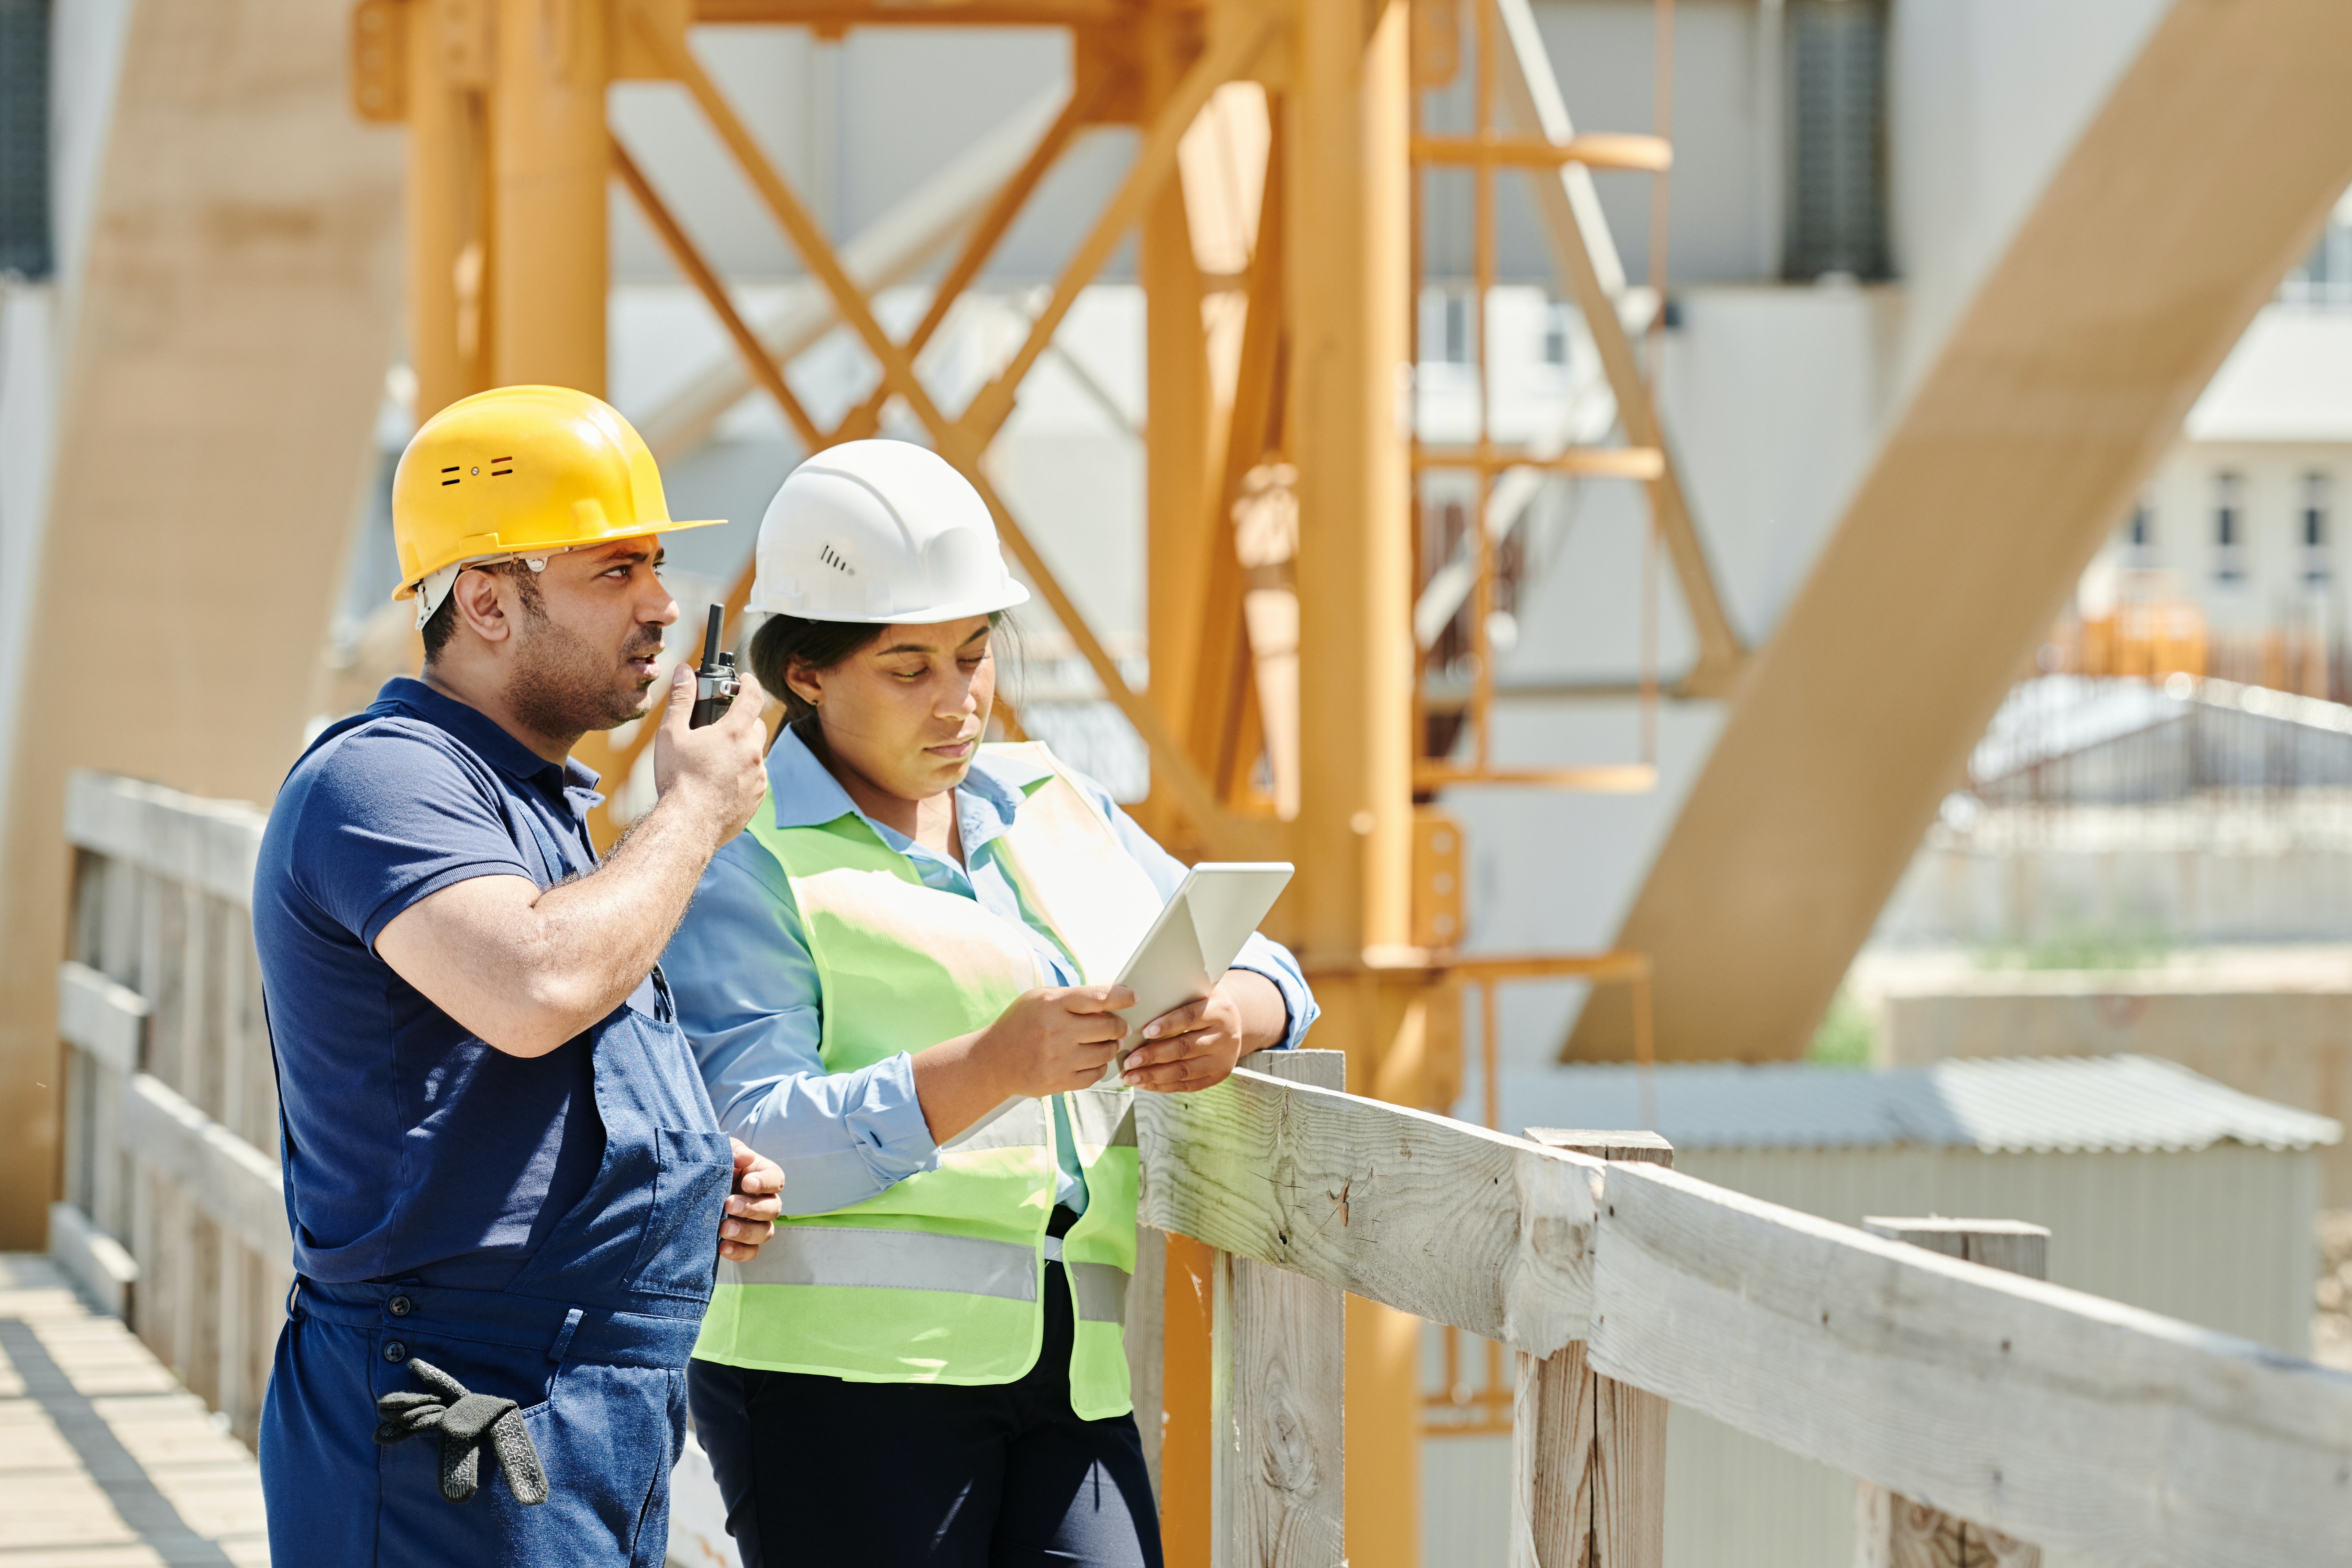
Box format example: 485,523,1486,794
389,385,725,605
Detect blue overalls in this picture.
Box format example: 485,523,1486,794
258,713,734,1567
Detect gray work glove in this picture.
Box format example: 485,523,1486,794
374,1358,550,1506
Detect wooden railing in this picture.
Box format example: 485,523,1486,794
50,770,289,1448
1136,1066,2352,1567
48,769,2352,1564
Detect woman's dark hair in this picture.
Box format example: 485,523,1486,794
747,610,1015,725
748,615,886,724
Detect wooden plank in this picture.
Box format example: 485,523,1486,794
1525,1130,1671,1166
46,1199,138,1319
1862,1217,2049,1283
119,1072,288,1262
1587,1161,2352,1568
1131,1223,1168,1502
1485,0,1742,696
1858,1488,2039,1568
0,1254,271,1558
56,961,147,1076
1855,1220,2051,1568
1136,1067,1599,1356
60,1045,92,1216
1511,1331,1595,1568
1211,1051,1347,1568
89,1055,126,1246
60,772,266,911
1514,1132,1672,1568
1589,1375,1666,1568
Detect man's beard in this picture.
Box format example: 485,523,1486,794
507,601,662,741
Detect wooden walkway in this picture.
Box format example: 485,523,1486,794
0,1256,268,1566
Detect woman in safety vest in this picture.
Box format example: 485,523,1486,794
664,440,1319,1567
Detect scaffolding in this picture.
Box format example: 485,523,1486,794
347,0,1726,1555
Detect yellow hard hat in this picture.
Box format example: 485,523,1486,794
390,384,723,613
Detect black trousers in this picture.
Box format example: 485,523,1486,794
688,1261,1163,1568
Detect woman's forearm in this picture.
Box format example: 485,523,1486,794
908,1029,1007,1146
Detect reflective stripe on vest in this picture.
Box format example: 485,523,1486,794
692,742,1153,1419
723,1226,1129,1327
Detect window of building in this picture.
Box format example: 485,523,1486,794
2125,503,2153,567
2281,196,2352,308
1784,0,1891,283
2305,472,2331,583
0,0,49,279
2214,472,2245,583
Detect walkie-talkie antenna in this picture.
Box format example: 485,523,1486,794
697,603,725,673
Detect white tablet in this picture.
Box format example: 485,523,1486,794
1099,862,1295,1089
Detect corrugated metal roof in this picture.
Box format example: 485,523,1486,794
1500,1054,2342,1154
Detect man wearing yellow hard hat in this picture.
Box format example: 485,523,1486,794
250,385,784,1565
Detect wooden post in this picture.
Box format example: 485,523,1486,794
1209,1049,1347,1567
1854,1219,2051,1568
1513,1130,1674,1568
1129,1220,1168,1501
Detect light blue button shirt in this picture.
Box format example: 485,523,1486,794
665,726,1320,1218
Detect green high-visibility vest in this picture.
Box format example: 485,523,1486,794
691,743,1162,1420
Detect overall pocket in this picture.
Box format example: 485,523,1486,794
623,1127,735,1298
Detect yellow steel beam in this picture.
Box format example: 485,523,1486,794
613,139,827,448
1411,130,1670,171
1487,0,1741,698
1415,762,1656,792
404,0,493,418
593,89,1097,808
490,0,609,393
1413,443,1663,479
1141,20,1217,812
1285,0,1419,1555
693,0,1134,23
638,5,1267,849
1188,115,1288,809
826,85,1099,446
1569,0,2352,1065
950,19,1273,449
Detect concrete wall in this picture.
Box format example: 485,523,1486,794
1875,820,2352,951
1422,1139,2321,1567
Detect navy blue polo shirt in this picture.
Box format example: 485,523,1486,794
254,676,612,1289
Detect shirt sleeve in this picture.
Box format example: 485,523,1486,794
285,722,538,949
664,838,943,1217
1079,774,1322,1050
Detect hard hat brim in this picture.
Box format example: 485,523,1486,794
390,516,731,600
743,580,1032,626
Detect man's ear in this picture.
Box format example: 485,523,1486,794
448,568,513,648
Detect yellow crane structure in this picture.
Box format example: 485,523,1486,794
342,0,1691,1555
12,2,2352,1564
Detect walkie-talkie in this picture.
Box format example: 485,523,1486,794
689,604,741,729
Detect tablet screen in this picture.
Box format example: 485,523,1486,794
1099,862,1292,1088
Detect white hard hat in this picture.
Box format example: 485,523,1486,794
748,440,1031,624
